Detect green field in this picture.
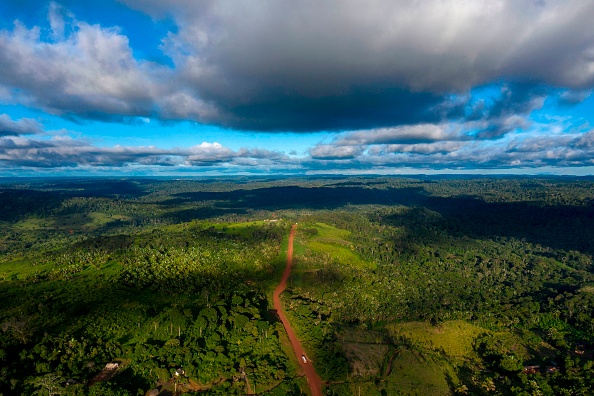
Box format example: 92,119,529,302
14,212,130,231
301,222,374,269
387,320,485,358
384,349,457,396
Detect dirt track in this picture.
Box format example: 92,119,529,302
273,224,323,396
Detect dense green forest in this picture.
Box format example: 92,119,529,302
1,176,594,395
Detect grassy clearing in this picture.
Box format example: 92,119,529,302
328,381,384,396
387,320,485,358
0,258,50,280
302,223,373,269
384,349,457,396
327,348,458,396
0,257,120,281
13,213,130,232
13,217,54,230
214,220,271,237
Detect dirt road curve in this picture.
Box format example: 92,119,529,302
273,224,323,396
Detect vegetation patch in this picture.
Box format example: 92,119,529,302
387,320,485,358
579,285,594,293
13,212,130,232
303,222,373,269
342,342,389,377
383,349,457,396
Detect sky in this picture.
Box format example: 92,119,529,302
1,1,594,177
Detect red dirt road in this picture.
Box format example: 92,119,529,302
273,224,323,396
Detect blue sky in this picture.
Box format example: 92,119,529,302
1,1,594,176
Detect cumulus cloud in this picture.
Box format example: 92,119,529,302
3,126,594,172
47,1,70,39
0,114,43,136
559,89,592,105
0,20,157,120
0,132,291,170
118,0,594,131
572,130,594,149
2,1,593,132
335,124,462,146
309,145,364,159
0,135,174,167
236,147,286,160
127,0,594,88
302,117,594,171
368,141,466,155
2,1,594,174
186,142,235,165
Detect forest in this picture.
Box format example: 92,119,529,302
1,176,594,395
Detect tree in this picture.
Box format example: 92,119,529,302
1,315,34,344
29,373,65,396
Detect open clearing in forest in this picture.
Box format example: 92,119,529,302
13,212,129,232
306,223,373,269
384,349,457,396
387,320,485,358
336,326,391,377
214,220,271,237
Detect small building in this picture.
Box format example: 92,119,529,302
522,366,540,374
105,363,119,370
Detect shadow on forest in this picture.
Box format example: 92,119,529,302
163,185,416,209
162,206,248,223
164,185,594,255
3,180,594,255
0,179,149,221
39,179,148,198
0,189,64,221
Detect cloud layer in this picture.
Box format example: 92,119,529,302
1,1,594,174
124,0,594,131
0,114,43,136
2,118,594,174
0,133,287,169
1,1,594,131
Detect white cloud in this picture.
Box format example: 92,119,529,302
559,89,592,105
128,1,594,87
572,130,594,149
0,17,160,120
0,132,289,169
335,124,461,146
0,114,43,136
48,2,70,40
369,141,465,155
309,145,364,159
119,0,594,131
125,0,594,94
4,1,593,132
186,142,235,164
